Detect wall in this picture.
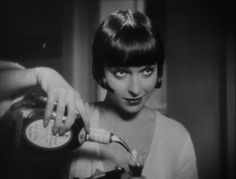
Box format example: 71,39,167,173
155,0,235,178
68,1,99,102
0,1,66,71
0,0,99,103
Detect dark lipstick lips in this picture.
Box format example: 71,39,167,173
124,97,142,105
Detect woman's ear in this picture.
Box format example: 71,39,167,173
155,77,162,88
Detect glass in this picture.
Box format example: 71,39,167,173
128,149,147,177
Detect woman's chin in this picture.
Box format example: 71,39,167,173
120,104,144,115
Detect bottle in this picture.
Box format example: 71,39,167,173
19,109,119,155
10,88,120,155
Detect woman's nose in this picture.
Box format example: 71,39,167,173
128,76,140,96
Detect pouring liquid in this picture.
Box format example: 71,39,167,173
111,136,136,164
111,136,144,176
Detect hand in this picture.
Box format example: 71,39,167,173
121,172,146,179
35,67,89,135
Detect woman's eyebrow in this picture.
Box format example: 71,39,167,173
140,65,156,69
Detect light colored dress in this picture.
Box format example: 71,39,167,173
143,112,198,179
68,108,198,179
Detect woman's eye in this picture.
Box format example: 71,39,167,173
114,69,127,78
142,67,153,76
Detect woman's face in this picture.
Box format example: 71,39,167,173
103,64,157,114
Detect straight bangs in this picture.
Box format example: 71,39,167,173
104,26,158,67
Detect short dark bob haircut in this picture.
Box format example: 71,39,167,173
92,9,164,88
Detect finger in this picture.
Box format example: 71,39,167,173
53,91,65,135
44,89,56,127
75,93,90,131
61,93,76,134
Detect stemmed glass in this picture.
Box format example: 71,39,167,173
128,149,147,177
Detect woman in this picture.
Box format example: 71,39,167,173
67,9,198,179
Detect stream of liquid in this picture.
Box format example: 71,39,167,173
114,137,144,176
115,137,136,164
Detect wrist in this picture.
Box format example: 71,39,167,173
34,66,51,85
33,67,41,86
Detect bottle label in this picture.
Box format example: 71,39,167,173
24,119,72,150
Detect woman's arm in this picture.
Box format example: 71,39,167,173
0,68,37,101
0,64,88,135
